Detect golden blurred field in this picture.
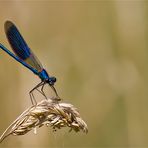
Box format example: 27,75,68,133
0,1,148,147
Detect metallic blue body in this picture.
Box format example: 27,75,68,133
0,21,56,85
0,43,38,74
38,69,56,84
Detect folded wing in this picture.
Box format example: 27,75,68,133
5,21,43,72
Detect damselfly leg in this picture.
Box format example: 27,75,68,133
29,81,44,105
29,81,60,105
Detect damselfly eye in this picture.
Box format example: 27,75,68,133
49,77,56,85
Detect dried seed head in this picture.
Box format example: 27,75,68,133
0,99,88,143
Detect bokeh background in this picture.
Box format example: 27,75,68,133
0,1,148,147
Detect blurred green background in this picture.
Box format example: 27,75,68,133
0,1,148,147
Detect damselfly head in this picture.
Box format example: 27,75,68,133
48,76,56,85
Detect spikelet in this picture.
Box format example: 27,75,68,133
0,99,88,143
